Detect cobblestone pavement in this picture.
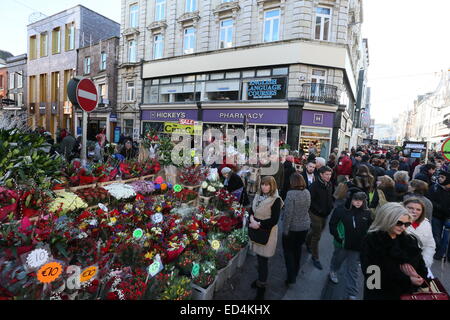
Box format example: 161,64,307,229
215,212,450,300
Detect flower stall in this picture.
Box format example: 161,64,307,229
0,128,250,300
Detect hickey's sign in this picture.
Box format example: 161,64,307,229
247,78,286,100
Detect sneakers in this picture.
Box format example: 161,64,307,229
329,271,339,284
312,258,323,270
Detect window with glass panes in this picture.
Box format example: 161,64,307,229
100,52,107,70
219,19,233,49
84,57,91,74
263,9,280,42
40,33,48,57
155,0,166,21
130,4,139,28
128,40,137,62
185,0,197,12
9,73,15,89
315,7,331,41
126,82,135,101
183,28,196,54
17,72,23,88
153,34,164,59
124,119,134,137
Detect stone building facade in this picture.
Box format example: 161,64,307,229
27,5,120,138
119,0,367,154
3,54,28,123
76,37,120,142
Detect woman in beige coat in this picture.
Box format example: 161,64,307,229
249,176,283,300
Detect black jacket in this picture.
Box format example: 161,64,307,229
309,177,334,218
281,161,296,200
360,231,428,300
225,172,244,193
329,206,372,251
427,183,450,220
385,169,398,179
414,167,432,186
301,169,318,189
373,166,386,178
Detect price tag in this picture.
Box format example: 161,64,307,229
191,263,200,278
152,213,163,224
211,240,221,251
26,248,50,269
98,203,108,212
173,185,183,193
133,228,144,239
80,266,98,283
147,254,164,278
37,262,63,284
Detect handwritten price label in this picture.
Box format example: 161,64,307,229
152,213,163,224
191,263,200,278
148,254,163,278
80,266,98,283
211,240,221,251
133,228,144,239
173,185,183,193
26,248,50,269
37,262,63,284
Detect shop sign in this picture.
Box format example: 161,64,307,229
203,109,288,125
302,110,334,128
247,78,286,100
141,109,198,122
114,127,121,143
163,122,202,136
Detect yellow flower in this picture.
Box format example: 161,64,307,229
155,205,162,212
110,217,117,224
145,252,154,260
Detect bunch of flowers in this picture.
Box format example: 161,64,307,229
119,161,143,179
117,268,149,300
74,187,109,206
69,167,99,186
0,187,19,221
153,176,171,194
157,268,192,300
214,215,240,233
228,228,249,248
179,166,209,186
104,183,136,200
19,189,52,219
201,180,224,197
142,129,160,148
171,189,198,203
91,163,119,182
214,248,233,270
212,189,238,211
140,159,161,176
129,181,155,195
192,261,217,289
176,250,201,275
48,191,88,216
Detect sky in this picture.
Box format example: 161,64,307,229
2,0,449,126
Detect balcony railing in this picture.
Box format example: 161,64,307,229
300,83,339,105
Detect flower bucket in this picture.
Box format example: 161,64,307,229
237,244,249,269
214,264,231,292
226,254,239,279
191,278,216,300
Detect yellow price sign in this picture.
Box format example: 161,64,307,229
164,122,202,136
37,262,63,284
80,266,98,283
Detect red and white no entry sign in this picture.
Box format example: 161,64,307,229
76,78,98,113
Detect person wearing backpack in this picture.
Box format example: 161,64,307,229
329,191,372,300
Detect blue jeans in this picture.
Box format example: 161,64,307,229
432,217,450,258
330,247,360,298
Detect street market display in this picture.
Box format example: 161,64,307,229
0,129,249,300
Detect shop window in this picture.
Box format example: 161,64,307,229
242,70,255,78
300,127,332,158
124,119,134,137
273,67,289,76
205,80,240,101
257,69,271,77
210,73,224,80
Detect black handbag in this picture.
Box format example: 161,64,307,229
248,226,271,245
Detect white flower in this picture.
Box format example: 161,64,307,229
88,219,98,227
77,232,88,239
207,186,216,193
202,181,208,189
104,183,136,200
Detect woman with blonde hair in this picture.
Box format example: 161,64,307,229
248,176,283,300
361,203,428,300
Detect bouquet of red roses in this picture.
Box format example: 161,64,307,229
179,166,209,186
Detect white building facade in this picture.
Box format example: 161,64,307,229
119,0,367,155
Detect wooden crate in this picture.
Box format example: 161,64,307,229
69,184,96,192
97,180,118,187
191,279,216,300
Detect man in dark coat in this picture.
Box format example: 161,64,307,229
306,166,334,270
280,157,296,200
414,163,436,186
427,171,450,260
386,160,399,179
301,160,317,189
59,132,76,160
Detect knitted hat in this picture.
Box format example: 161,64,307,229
221,167,232,175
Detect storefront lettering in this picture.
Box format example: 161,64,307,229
247,79,286,99
153,112,187,119
219,113,264,120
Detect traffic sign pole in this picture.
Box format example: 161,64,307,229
81,111,88,166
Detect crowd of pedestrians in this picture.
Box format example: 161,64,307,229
247,145,450,300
